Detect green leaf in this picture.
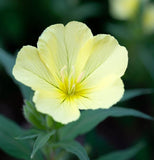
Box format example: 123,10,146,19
0,115,43,160
0,48,33,100
17,134,38,140
52,140,89,160
23,100,46,130
121,89,154,102
31,130,55,158
16,129,39,140
59,107,153,140
96,142,145,160
19,85,33,101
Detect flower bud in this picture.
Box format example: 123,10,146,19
23,100,46,130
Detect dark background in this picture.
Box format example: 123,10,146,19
0,0,154,159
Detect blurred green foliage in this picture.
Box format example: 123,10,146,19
0,0,154,160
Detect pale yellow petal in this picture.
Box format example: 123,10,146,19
33,91,80,124
37,24,66,78
78,78,124,110
13,46,55,91
65,21,93,70
76,34,119,77
82,35,128,87
37,21,93,78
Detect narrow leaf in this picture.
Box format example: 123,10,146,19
96,142,145,160
52,140,89,160
31,130,55,158
121,89,153,102
16,134,38,140
16,129,39,140
0,115,43,160
59,107,153,140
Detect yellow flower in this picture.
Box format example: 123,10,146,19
13,21,128,124
109,0,140,20
143,3,154,33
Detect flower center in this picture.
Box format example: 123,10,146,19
59,65,84,101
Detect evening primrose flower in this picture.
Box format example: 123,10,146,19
109,0,140,20
13,21,128,124
143,3,154,33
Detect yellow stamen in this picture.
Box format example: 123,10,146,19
60,65,67,82
77,72,84,83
